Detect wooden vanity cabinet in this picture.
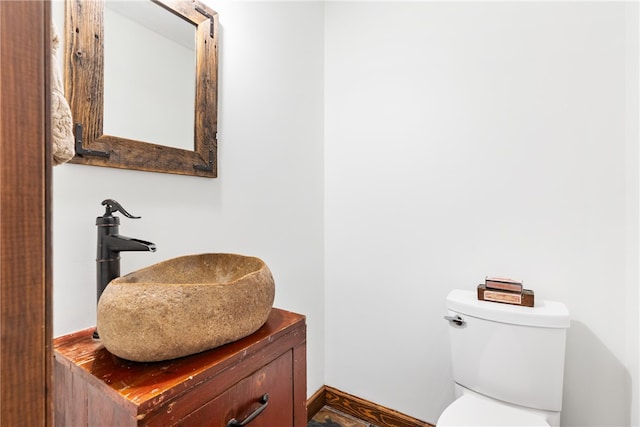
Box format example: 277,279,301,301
54,308,306,427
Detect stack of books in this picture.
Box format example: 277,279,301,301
477,277,534,307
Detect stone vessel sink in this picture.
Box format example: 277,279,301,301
97,253,275,362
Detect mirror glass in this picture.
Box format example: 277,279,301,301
104,1,195,150
65,0,218,177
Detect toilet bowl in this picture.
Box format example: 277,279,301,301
437,387,551,426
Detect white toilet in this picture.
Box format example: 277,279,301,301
437,289,570,427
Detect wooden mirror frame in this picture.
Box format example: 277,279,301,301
65,0,218,177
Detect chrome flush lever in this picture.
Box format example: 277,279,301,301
444,315,466,326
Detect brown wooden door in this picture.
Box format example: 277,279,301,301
0,1,52,426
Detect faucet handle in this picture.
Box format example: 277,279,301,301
101,199,141,219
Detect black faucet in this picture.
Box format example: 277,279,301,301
96,199,156,305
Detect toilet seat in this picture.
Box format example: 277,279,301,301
437,394,550,426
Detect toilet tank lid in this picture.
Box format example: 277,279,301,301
447,289,570,328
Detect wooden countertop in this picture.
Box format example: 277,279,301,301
54,307,306,415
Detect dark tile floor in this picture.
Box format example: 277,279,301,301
308,406,377,427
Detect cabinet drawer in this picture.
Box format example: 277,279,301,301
177,351,293,426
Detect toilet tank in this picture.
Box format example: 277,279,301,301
446,289,570,412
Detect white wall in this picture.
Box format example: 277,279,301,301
52,0,325,396
324,2,638,426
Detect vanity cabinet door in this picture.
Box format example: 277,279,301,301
178,350,294,426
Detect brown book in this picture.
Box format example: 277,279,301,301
477,284,534,307
485,276,523,293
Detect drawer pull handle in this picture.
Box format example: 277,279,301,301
227,393,269,427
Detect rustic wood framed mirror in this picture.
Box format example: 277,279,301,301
65,0,218,177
